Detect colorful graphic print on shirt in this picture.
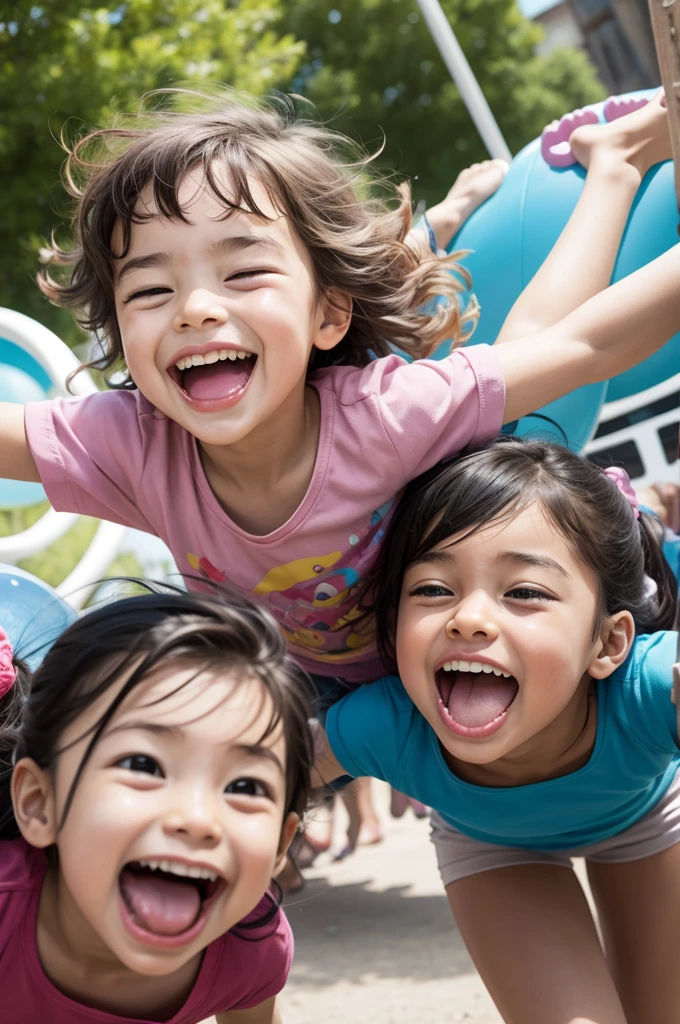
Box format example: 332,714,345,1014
187,502,393,665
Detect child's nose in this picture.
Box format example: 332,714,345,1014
174,289,228,332
162,788,224,847
445,592,500,642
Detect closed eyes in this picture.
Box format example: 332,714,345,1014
123,286,173,303
123,269,273,303
505,587,554,602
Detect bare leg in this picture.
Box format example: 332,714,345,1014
587,843,680,1023
406,159,509,259
446,864,627,1024
390,788,429,818
497,92,671,344
333,777,383,859
390,787,410,818
425,160,509,249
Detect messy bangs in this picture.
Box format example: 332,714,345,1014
38,90,476,386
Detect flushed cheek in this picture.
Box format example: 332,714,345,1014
123,339,164,378
397,618,443,679
57,836,121,931
62,789,151,868
233,816,282,865
397,606,441,647
514,620,578,669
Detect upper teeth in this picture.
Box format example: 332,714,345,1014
175,349,253,370
137,858,218,882
441,660,511,677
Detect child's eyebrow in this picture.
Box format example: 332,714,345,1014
498,551,571,579
408,549,454,571
208,235,287,258
104,720,285,774
408,548,571,579
116,251,169,282
115,235,287,283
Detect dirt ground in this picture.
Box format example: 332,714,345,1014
279,783,502,1024
201,783,598,1023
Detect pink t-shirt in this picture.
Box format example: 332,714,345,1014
0,839,292,1023
25,346,505,682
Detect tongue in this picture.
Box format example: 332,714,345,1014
447,672,518,728
120,868,201,936
183,361,251,401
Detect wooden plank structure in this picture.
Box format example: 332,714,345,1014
647,0,680,483
648,0,680,216
646,5,680,649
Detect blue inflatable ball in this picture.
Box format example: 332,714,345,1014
445,88,678,450
0,564,78,669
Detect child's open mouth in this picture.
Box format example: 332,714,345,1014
435,660,519,739
119,858,225,947
168,348,257,407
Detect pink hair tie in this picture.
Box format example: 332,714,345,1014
0,628,17,699
604,466,640,519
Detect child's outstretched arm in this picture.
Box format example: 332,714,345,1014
216,996,283,1023
497,241,680,424
496,94,670,345
0,404,40,482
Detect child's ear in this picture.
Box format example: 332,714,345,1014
314,289,353,353
588,611,635,680
11,758,57,849
273,812,300,876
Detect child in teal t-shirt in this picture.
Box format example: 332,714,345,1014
315,437,679,1023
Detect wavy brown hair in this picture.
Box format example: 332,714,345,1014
39,90,477,387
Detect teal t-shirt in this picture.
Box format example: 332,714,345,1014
326,632,680,850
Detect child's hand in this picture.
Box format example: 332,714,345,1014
639,482,680,533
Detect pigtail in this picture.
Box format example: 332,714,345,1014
0,650,31,841
636,511,678,633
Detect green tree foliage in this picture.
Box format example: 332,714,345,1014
282,0,606,206
0,1,304,339
1,0,606,337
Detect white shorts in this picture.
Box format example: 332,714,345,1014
431,769,680,888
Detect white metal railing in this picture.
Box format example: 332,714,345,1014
0,308,126,608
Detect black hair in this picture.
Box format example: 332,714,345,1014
0,582,315,932
368,436,678,668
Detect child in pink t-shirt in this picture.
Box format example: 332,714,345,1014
3,90,674,682
0,585,312,1023
0,92,677,850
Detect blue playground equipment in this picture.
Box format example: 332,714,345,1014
0,308,126,608
449,88,680,481
0,563,77,669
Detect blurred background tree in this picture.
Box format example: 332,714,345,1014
282,0,605,206
0,0,605,340
0,0,304,344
